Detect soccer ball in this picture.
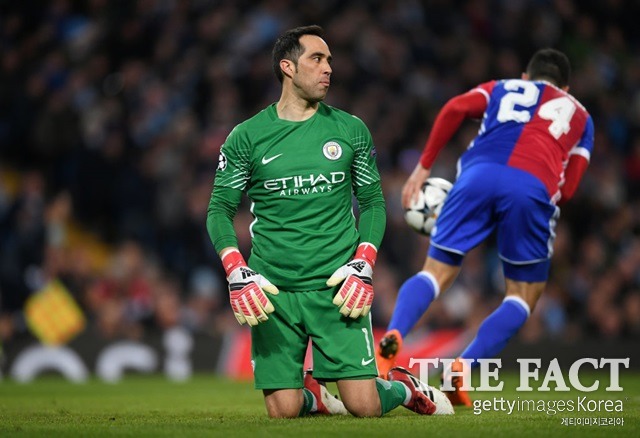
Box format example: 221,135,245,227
404,177,453,235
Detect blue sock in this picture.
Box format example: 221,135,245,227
387,272,439,337
460,296,530,366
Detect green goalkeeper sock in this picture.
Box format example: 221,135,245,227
375,378,410,415
298,388,315,417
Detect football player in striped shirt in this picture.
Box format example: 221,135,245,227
377,48,594,406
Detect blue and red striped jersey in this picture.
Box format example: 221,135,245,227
461,79,594,199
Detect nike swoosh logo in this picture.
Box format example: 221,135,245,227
361,357,375,366
261,153,283,165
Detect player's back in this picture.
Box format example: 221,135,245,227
461,79,593,197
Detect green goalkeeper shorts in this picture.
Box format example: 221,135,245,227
251,287,378,389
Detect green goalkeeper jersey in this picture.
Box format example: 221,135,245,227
208,102,385,291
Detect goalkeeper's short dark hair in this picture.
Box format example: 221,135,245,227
272,25,324,84
526,48,571,88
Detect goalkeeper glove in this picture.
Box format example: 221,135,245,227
327,243,377,319
221,249,279,326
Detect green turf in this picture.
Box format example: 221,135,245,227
0,372,637,437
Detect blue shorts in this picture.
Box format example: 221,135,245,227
428,163,560,282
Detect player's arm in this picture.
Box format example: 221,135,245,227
206,186,241,253
207,132,279,326
208,186,279,327
403,88,488,209
558,116,595,205
327,122,385,319
558,156,588,205
354,182,386,249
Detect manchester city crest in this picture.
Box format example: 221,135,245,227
322,141,342,160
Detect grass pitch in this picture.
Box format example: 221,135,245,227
0,372,638,437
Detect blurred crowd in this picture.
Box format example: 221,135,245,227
1,0,639,347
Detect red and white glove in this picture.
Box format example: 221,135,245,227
221,249,279,326
327,243,377,319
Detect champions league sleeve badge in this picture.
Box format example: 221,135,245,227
217,151,227,171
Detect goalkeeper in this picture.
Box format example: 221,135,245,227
207,25,437,418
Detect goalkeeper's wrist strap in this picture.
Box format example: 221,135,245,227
221,249,246,277
355,242,377,267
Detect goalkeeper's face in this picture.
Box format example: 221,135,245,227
291,34,332,103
